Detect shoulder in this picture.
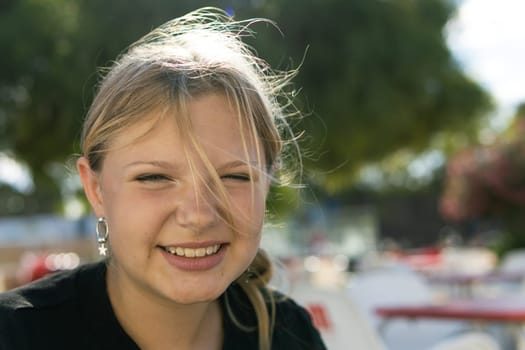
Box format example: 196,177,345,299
272,290,316,328
0,261,103,311
0,261,105,346
0,270,75,319
271,290,327,350
222,285,327,349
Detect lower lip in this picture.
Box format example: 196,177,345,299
159,245,227,271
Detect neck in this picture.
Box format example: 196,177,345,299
106,264,223,350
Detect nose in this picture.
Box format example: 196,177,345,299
174,180,218,232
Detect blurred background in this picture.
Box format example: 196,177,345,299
0,0,524,305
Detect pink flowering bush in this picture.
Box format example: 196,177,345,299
440,141,525,221
439,108,525,253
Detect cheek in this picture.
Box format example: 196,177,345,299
230,190,266,237
107,211,161,263
102,187,167,252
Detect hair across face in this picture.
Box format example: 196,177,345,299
81,11,287,177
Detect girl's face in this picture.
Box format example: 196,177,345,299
78,93,269,304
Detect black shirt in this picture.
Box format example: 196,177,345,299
0,261,326,349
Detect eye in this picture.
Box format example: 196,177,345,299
135,173,172,182
221,173,251,182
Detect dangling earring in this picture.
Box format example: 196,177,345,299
96,217,109,256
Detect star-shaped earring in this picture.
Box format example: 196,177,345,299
98,243,108,256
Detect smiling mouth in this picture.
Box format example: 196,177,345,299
161,244,222,258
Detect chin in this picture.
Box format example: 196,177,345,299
164,285,227,305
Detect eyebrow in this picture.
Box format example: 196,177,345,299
125,159,259,171
124,160,179,170
216,160,258,172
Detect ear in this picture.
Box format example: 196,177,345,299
77,157,105,217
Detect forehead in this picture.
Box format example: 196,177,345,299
107,94,261,162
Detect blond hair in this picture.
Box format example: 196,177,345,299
79,7,299,350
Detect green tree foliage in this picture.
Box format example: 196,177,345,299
238,0,492,190
0,0,491,215
0,0,217,213
0,0,81,212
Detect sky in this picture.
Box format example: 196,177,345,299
0,153,33,193
2,0,525,192
446,0,525,116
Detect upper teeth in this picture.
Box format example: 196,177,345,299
164,244,220,258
